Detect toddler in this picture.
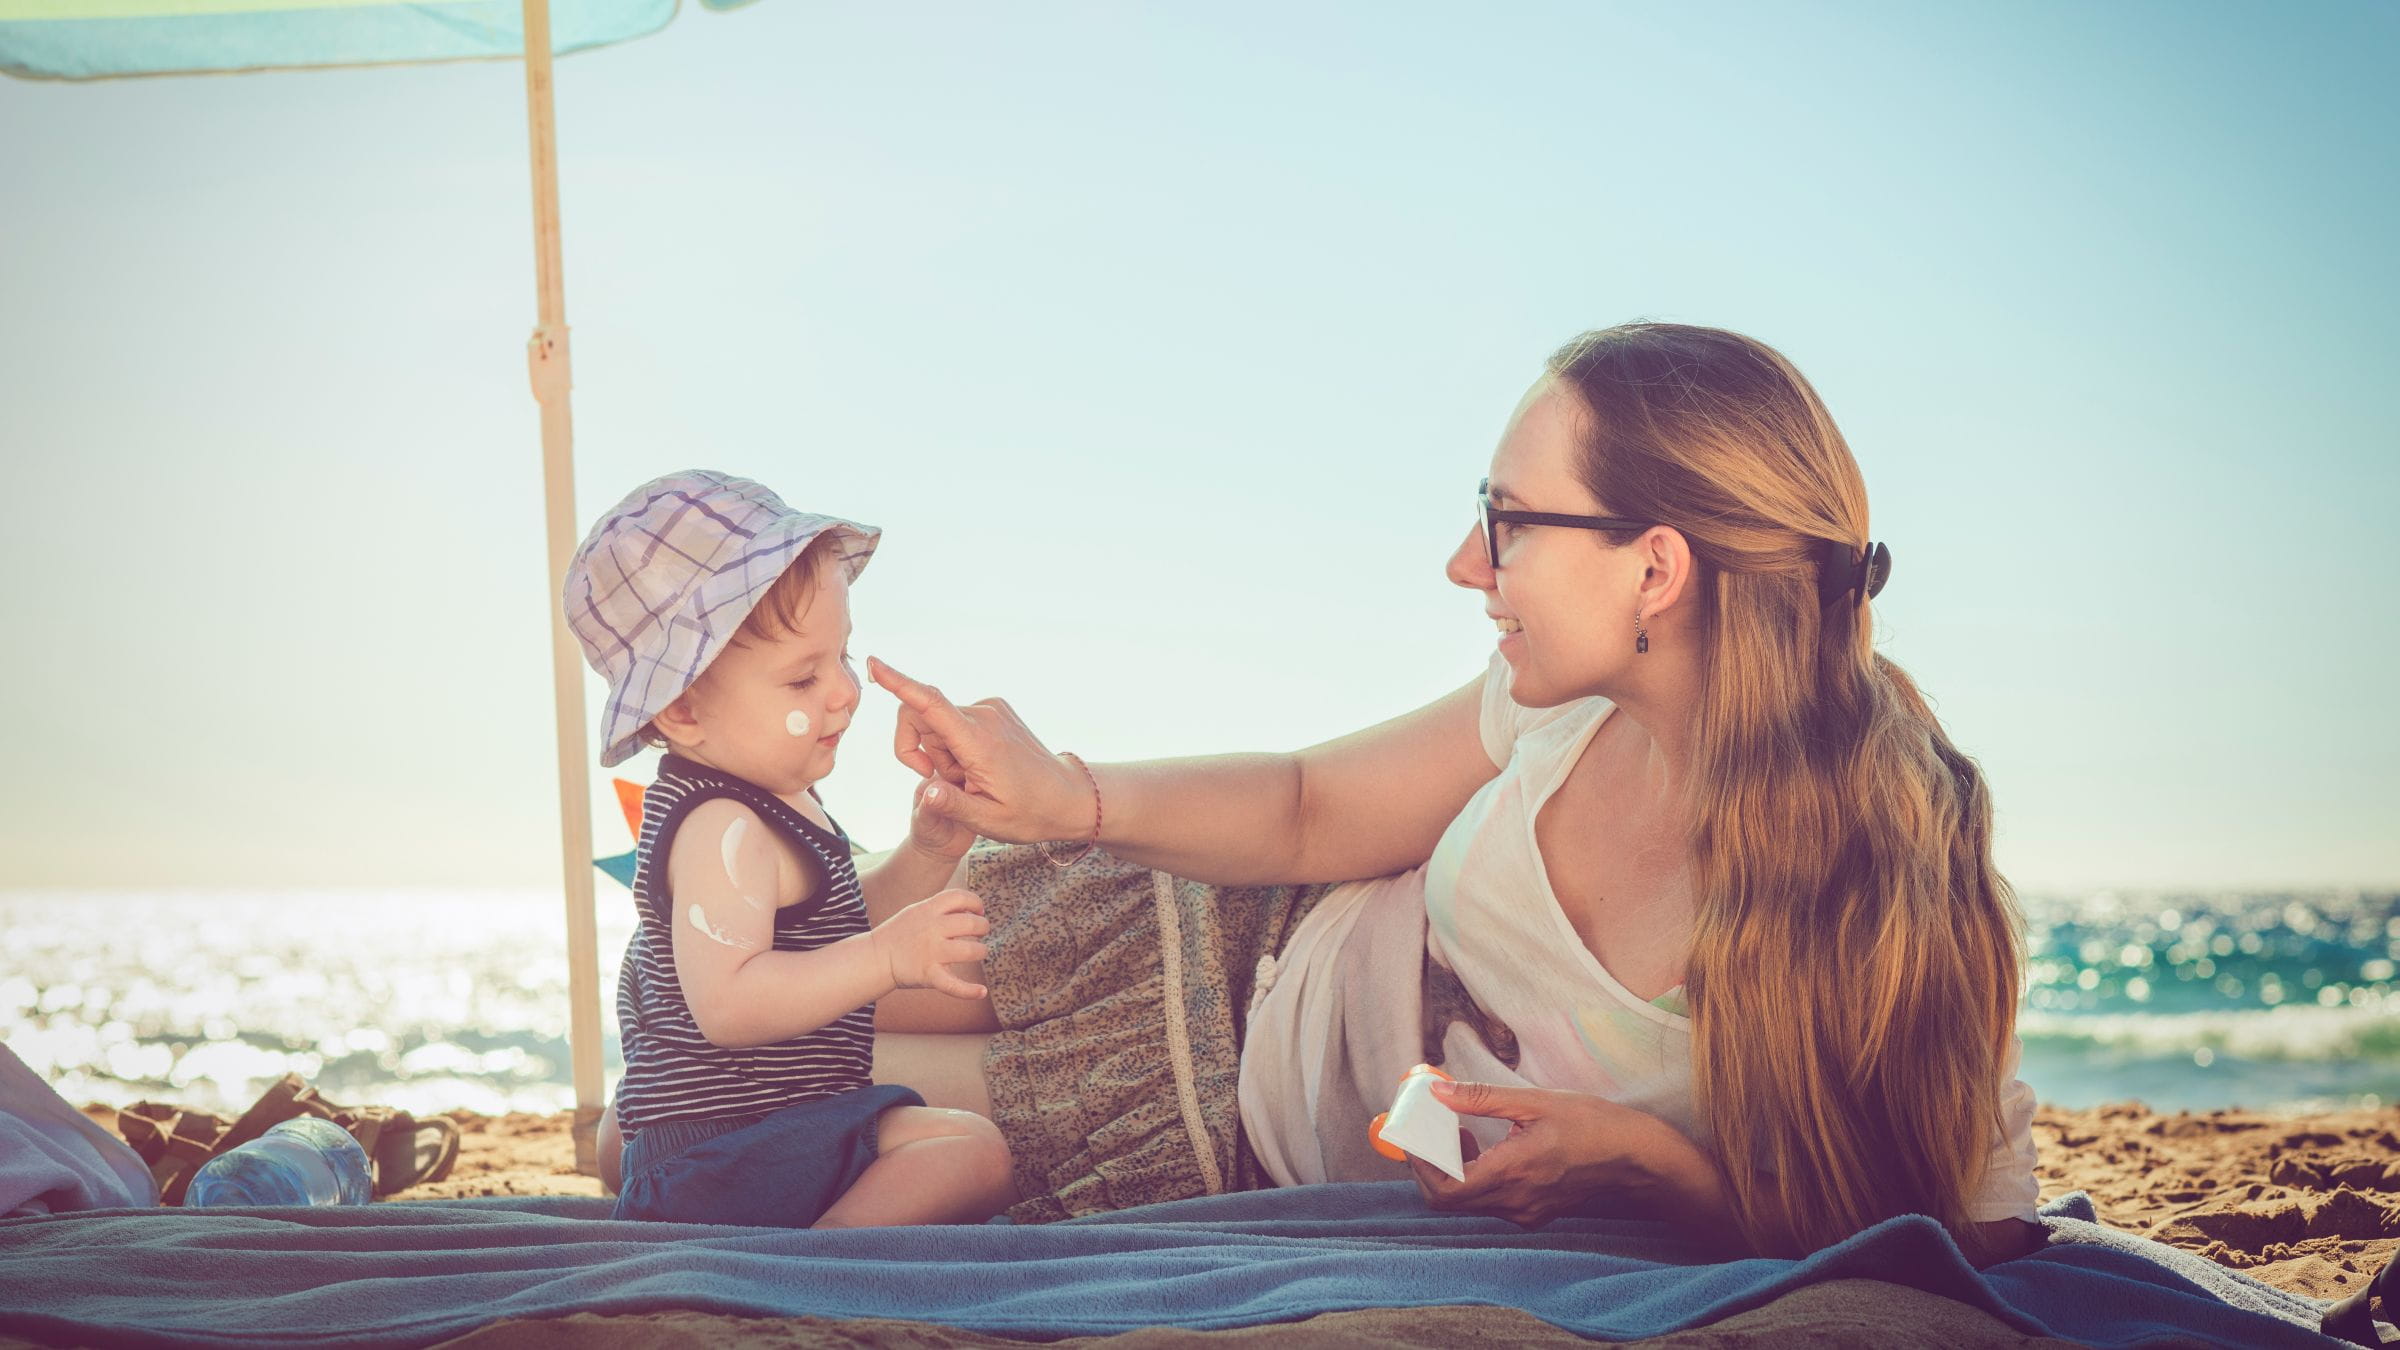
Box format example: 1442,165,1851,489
563,470,1013,1228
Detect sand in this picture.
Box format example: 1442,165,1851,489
427,1287,2086,1349
386,1109,612,1201
2023,1101,2399,1303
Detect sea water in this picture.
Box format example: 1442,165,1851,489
2016,889,2397,1111
2,889,637,1117
2,887,2393,1116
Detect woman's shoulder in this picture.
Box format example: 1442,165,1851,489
1474,650,1614,768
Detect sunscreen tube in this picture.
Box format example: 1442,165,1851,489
1369,1063,1466,1182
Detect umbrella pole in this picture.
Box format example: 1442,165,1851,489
520,0,606,1176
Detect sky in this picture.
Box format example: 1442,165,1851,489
1,0,2393,898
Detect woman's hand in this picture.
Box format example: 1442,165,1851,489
867,656,1097,845
1409,1079,1734,1236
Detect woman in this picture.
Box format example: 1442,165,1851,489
851,322,2035,1260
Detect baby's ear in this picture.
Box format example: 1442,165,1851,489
649,696,703,752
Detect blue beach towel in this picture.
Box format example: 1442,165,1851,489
0,1184,2349,1348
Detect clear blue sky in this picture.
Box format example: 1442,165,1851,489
2,0,2392,894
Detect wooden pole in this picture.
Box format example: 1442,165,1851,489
520,0,605,1177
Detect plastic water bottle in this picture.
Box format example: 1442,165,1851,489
186,1117,372,1207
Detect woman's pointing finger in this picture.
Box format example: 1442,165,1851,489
869,656,981,741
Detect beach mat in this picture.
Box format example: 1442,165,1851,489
0,1185,2341,1348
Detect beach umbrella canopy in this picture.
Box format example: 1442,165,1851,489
0,0,752,1172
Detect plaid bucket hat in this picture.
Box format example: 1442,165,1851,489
564,470,879,768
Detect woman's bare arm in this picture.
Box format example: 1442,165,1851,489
868,658,1499,886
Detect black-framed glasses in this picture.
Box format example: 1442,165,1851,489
1477,478,1651,569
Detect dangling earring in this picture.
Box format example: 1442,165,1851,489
1634,610,1649,654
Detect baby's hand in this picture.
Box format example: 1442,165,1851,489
906,774,977,863
870,887,989,1000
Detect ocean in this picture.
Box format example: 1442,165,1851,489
3,887,2393,1118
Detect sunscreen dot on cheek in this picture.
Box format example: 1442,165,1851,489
786,709,812,738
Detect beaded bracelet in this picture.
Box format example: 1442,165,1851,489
1036,752,1103,870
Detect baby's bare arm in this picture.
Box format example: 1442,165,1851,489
858,836,969,927
668,798,890,1049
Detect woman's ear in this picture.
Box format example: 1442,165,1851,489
1636,525,1694,618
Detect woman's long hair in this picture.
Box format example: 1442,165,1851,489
1548,323,2021,1256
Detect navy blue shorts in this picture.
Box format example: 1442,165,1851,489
612,1082,925,1227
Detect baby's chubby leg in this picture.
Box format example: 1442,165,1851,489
597,1104,623,1194
813,1105,1016,1228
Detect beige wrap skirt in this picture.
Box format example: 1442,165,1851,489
958,840,1336,1223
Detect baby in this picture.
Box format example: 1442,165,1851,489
563,470,1013,1228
